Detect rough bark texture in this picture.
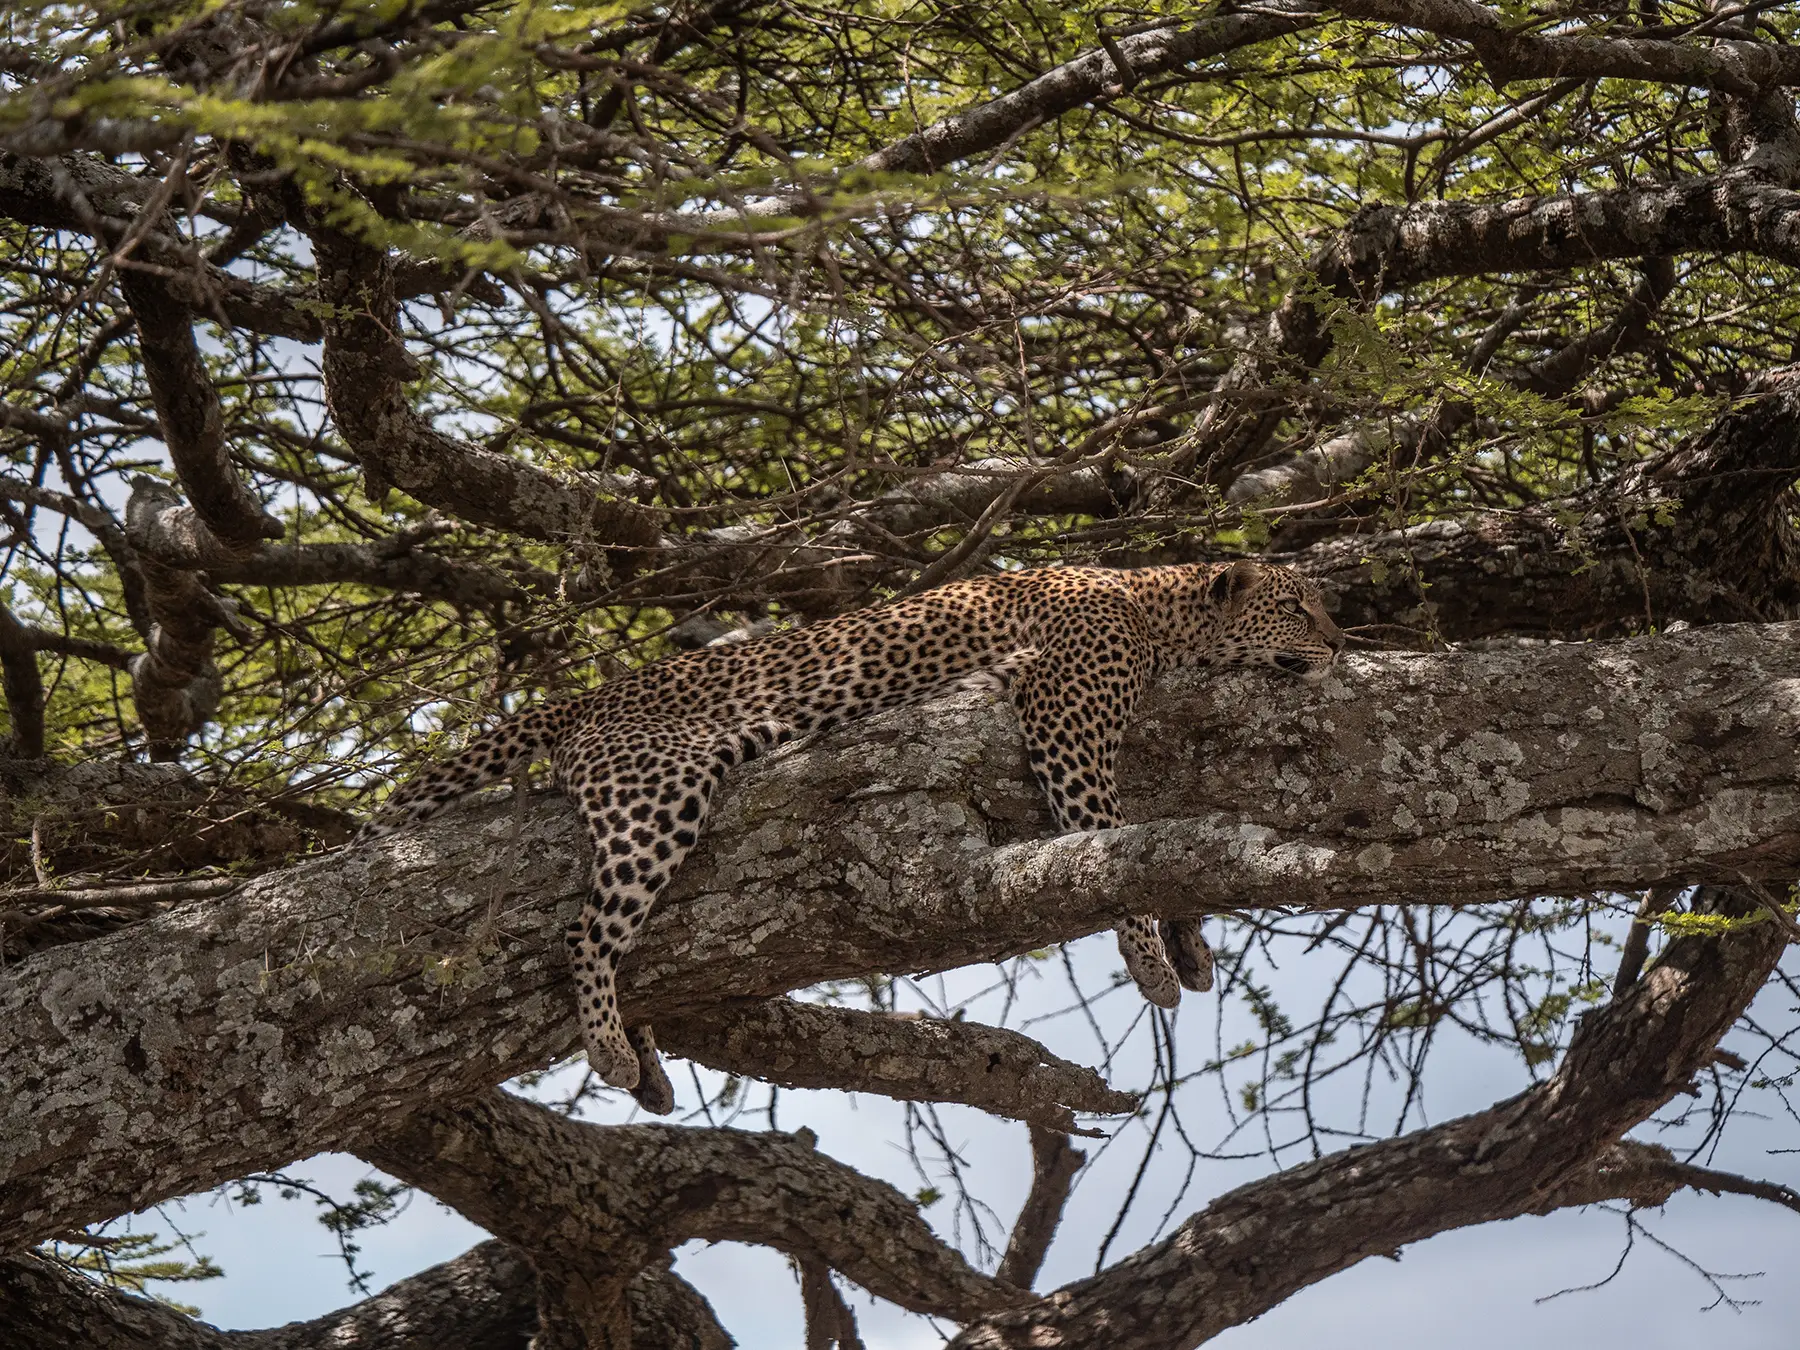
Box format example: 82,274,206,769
0,599,45,758
360,1090,1016,1341
0,757,326,887
120,479,234,758
995,1129,1084,1291
4,620,1798,1248
0,1240,729,1350
658,998,1139,1132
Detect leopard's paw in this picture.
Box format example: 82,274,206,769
1160,918,1216,994
1117,920,1182,1009
587,1034,641,1091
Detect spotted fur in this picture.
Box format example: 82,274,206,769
360,560,1343,1108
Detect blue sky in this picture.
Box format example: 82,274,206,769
128,923,1800,1347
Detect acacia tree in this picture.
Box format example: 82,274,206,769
3,0,1800,1344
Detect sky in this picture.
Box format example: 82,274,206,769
120,922,1800,1349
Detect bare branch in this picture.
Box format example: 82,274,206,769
658,997,1139,1133
859,4,1324,176
294,193,663,556
121,478,237,758
995,1128,1083,1291
1167,173,1800,494
0,152,324,342
0,600,46,758
117,266,283,547
949,885,1790,1347
800,1255,864,1350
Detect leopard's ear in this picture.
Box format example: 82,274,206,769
1208,559,1261,608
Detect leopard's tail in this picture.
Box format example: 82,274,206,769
358,704,559,841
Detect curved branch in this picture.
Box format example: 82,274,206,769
117,266,283,547
361,1090,1017,1332
294,193,663,557
1333,0,1800,95
859,4,1324,176
0,152,325,342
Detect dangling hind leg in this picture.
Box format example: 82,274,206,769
561,732,726,1093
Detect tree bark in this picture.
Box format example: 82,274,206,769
4,620,1799,1247
0,1239,730,1350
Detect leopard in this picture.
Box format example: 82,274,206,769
359,559,1344,1111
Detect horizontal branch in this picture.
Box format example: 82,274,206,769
5,620,1800,1244
658,998,1139,1132
1334,0,1800,95
0,758,323,888
127,490,526,612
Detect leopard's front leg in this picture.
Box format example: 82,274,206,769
560,726,734,1111
1007,606,1205,1008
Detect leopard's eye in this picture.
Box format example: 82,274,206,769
1278,598,1303,615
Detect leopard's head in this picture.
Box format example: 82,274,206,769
1205,560,1344,681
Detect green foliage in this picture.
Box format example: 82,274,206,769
41,1230,223,1315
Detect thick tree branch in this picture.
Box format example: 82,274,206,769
799,1256,863,1350
359,1089,1017,1337
657,998,1139,1133
121,478,242,757
5,620,1800,1246
949,884,1791,1347
0,1239,729,1350
1333,0,1800,95
0,599,46,758
0,757,323,888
